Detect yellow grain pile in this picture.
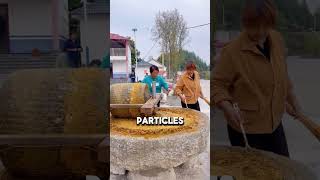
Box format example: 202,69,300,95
0,69,108,179
211,146,317,180
110,108,200,139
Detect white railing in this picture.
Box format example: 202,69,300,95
110,48,126,56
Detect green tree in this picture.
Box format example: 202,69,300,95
216,0,314,31
69,0,82,11
156,50,209,79
129,40,141,67
152,9,189,78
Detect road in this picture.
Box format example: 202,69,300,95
165,79,211,180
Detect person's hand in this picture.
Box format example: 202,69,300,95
286,101,302,118
179,94,186,103
218,101,243,129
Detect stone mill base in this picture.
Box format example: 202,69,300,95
110,156,205,180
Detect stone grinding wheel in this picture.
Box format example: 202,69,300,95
211,145,317,180
0,69,108,179
110,83,150,118
110,107,209,172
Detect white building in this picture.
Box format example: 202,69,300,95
110,33,131,80
148,59,167,77
0,0,69,54
72,0,109,65
136,59,167,81
136,60,152,82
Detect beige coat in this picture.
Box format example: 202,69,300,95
212,30,290,133
175,71,202,104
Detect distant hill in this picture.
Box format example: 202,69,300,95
156,50,210,79
216,0,319,31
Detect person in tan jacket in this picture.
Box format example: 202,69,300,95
175,61,205,111
212,0,301,157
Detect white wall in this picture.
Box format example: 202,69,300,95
9,0,51,36
80,14,108,65
110,56,126,61
58,0,69,39
136,66,149,82
112,60,127,74
127,47,132,71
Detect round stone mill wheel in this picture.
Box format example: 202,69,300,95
0,69,109,179
110,83,150,118
110,107,209,179
211,145,317,180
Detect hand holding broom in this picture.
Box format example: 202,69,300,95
286,102,320,142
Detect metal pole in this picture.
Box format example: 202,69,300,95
222,0,225,27
84,0,89,66
168,52,171,79
132,28,138,81
132,28,138,69
221,0,225,27
162,52,164,66
51,0,59,51
314,14,317,32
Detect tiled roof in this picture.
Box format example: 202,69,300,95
110,33,129,40
137,60,152,67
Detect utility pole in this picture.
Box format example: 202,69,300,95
168,51,171,79
222,0,225,27
161,53,164,66
314,14,317,32
83,0,90,66
132,28,138,71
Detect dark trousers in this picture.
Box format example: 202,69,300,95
181,101,200,111
227,122,290,157
68,58,80,68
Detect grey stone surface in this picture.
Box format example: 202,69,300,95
174,156,205,180
110,107,209,172
127,168,176,180
110,164,126,175
109,174,127,180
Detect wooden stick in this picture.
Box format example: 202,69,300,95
296,114,320,142
140,94,162,115
201,97,210,106
110,104,144,108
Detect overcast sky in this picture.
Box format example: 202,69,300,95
111,0,210,65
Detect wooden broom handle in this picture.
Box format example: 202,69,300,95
296,114,320,142
201,96,210,106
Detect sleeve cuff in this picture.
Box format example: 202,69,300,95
213,94,233,106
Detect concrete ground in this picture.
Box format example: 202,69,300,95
164,79,211,180
213,57,320,180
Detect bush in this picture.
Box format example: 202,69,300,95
283,32,320,58
303,32,320,58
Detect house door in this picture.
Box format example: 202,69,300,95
0,4,9,54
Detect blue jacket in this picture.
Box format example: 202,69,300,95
142,75,168,93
